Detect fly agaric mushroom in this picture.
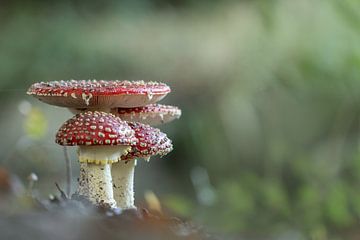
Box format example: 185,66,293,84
117,104,181,126
112,122,173,209
27,80,171,112
55,111,137,208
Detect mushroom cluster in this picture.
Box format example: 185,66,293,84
27,80,181,209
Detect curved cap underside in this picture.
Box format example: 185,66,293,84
28,80,171,108
117,104,181,126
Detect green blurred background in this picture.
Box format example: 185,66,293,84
1,0,360,239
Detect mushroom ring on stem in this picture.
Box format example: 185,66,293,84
112,122,173,209
55,111,138,208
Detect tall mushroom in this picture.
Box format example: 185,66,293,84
55,111,138,208
114,103,180,208
112,122,173,209
117,104,181,126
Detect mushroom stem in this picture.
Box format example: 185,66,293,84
77,162,89,197
85,163,116,208
76,145,131,208
112,160,136,209
63,146,72,197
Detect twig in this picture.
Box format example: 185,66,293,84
63,146,72,197
55,182,68,200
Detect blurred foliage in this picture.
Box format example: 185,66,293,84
0,0,360,239
24,107,48,140
163,194,194,217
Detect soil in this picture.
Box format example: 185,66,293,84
0,189,218,240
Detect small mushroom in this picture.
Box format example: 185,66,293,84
27,80,171,111
55,111,138,208
117,104,181,126
112,122,173,209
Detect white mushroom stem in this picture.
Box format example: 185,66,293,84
112,160,136,209
76,145,130,208
85,163,116,208
77,162,89,197
76,162,116,208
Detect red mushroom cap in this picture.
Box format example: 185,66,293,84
55,111,138,146
27,80,171,108
117,104,181,126
121,122,173,161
